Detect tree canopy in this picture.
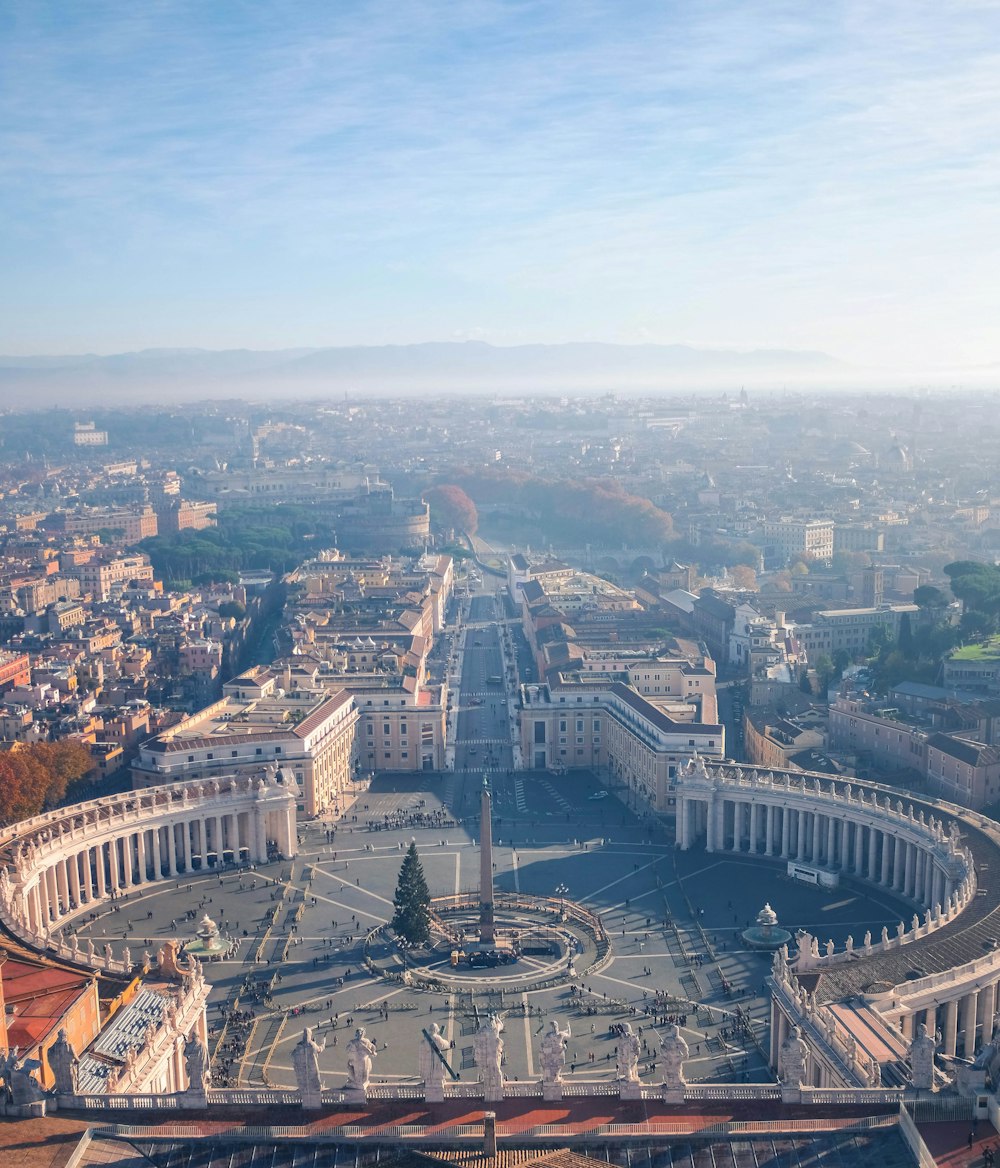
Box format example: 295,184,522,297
425,484,479,535
391,842,432,946
0,740,93,826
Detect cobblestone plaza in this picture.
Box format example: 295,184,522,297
67,770,905,1091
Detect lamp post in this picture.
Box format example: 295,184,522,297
555,883,569,916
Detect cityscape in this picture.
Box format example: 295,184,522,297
3,4,1000,1168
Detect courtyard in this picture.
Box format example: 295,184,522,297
65,769,913,1093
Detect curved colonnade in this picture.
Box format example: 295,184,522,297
0,771,297,975
675,756,1000,1084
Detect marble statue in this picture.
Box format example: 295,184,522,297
540,1020,571,1083
473,1013,505,1101
85,938,95,960
616,1022,641,1083
779,1025,809,1089
909,1022,937,1091
184,1031,210,1095
0,1048,44,1106
346,1026,377,1091
49,1030,79,1096
103,942,113,965
419,1022,452,1098
291,1026,326,1100
660,1022,689,1090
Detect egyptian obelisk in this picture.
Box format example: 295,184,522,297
479,776,495,943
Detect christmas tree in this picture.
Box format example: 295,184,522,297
391,841,432,945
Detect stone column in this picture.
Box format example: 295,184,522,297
766,804,775,856
942,998,959,1057
68,852,81,907
797,810,807,861
81,848,93,902
46,866,59,919
95,843,107,897
167,823,178,876
676,796,687,849
826,816,836,867
881,831,892,886
904,842,915,899
854,823,865,876
962,991,979,1059
256,808,268,862
900,1011,914,1040
152,826,162,880
981,983,998,1046
31,881,44,931
892,837,905,892
749,802,759,855
55,861,69,915
781,807,791,859
229,812,240,859
867,825,878,882
811,812,821,865
136,830,147,884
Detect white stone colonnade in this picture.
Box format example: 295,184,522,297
0,770,297,972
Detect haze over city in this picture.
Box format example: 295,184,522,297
2,1,1000,391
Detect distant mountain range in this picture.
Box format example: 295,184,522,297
0,341,857,406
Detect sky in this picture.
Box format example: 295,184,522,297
1,1,999,370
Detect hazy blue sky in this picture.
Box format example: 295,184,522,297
2,1,999,368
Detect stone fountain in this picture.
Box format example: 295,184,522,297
184,912,229,960
741,902,793,951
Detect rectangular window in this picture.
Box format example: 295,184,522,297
534,721,546,744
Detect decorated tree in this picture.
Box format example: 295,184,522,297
391,842,432,945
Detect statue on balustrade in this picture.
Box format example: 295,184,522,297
540,1020,571,1084
909,1022,937,1090
779,1025,809,1089
419,1022,452,1098
617,1022,641,1083
0,1047,44,1106
474,1013,505,1101
346,1026,377,1092
49,1030,79,1096
292,1026,327,1100
184,1031,210,1095
660,1022,689,1090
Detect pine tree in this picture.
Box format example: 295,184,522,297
391,842,432,946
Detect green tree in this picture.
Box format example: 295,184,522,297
391,842,432,946
914,584,948,610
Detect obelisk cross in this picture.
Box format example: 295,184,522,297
479,775,495,944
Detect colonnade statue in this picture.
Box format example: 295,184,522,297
346,1026,378,1094
660,1022,689,1095
474,1013,505,1102
419,1022,452,1102
49,1029,79,1096
291,1026,326,1107
779,1025,809,1092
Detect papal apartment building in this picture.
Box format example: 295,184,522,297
132,666,359,817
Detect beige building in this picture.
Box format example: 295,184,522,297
762,517,834,566
520,676,724,813
75,554,156,601
132,668,359,816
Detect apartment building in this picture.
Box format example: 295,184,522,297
74,554,156,601
520,677,723,813
132,669,359,816
794,604,918,657
762,517,834,566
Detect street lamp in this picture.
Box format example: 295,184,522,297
555,883,569,913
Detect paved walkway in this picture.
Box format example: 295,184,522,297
918,1120,1000,1168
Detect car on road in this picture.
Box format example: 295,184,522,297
588,790,609,800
